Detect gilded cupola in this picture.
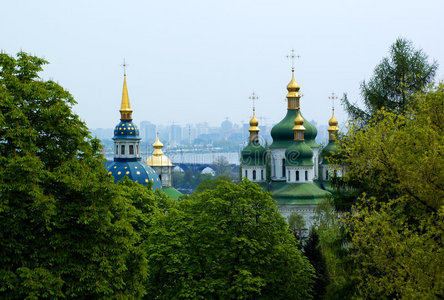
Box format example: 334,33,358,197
146,136,173,167
286,70,302,110
293,111,305,141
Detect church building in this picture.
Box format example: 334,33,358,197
240,67,340,228
106,71,181,199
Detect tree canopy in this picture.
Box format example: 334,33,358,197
335,84,444,299
342,38,438,125
145,180,315,299
0,52,159,298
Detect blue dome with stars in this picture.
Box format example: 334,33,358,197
113,120,140,140
107,160,162,190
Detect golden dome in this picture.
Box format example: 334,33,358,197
328,112,339,131
293,111,305,131
286,72,300,92
146,136,174,167
249,114,259,132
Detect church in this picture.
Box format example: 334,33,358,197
240,67,341,228
105,71,181,199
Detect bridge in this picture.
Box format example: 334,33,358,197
174,163,239,173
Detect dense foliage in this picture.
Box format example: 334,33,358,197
338,85,444,299
0,52,159,298
145,180,315,299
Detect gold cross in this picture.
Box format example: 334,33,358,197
121,59,129,75
249,92,259,113
286,49,300,71
328,92,338,112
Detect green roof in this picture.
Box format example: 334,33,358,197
270,109,318,149
240,141,266,166
320,140,338,165
268,181,330,204
162,187,183,200
285,141,314,166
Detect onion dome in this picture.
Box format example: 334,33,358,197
285,141,314,167
285,111,313,166
241,141,266,166
270,71,318,149
107,161,162,189
321,108,340,164
146,136,173,167
241,107,266,166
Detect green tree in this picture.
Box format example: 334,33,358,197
337,84,444,299
303,228,329,300
342,38,438,125
288,212,306,242
145,180,315,299
0,52,157,298
193,174,232,194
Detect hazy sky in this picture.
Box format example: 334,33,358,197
2,0,443,129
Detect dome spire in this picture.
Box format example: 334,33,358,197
248,92,260,142
119,59,133,121
328,93,339,141
286,49,301,110
293,111,305,141
153,132,164,156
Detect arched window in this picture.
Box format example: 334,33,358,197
296,171,299,181
253,170,256,180
245,170,248,178
282,159,286,178
121,145,125,155
261,169,264,180
129,145,134,155
288,171,291,181
115,145,118,155
305,170,308,181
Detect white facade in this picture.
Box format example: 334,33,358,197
242,166,266,182
152,166,174,187
278,204,318,232
319,164,345,181
270,149,287,180
286,166,314,183
312,147,320,180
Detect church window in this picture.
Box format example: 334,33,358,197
115,145,118,155
296,171,299,181
129,145,134,155
282,159,286,178
121,145,125,155
305,170,308,181
253,170,256,180
261,169,264,180
288,171,291,181
245,170,248,178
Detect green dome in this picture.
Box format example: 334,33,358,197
241,141,266,166
285,141,314,167
270,109,318,149
320,140,338,165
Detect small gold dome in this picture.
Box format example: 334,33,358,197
328,113,339,131
146,136,174,167
293,111,305,131
286,73,300,92
250,114,259,127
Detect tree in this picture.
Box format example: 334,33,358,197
145,180,315,299
212,156,234,178
303,228,329,300
288,212,306,243
337,84,444,299
342,38,438,125
0,52,157,298
193,174,232,194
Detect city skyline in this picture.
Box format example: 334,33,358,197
2,0,443,129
